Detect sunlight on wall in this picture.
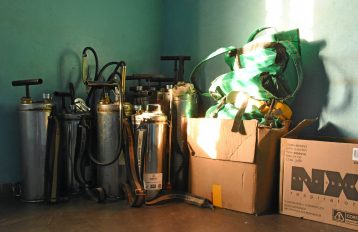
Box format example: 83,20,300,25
265,0,283,28
265,0,315,41
187,119,221,159
287,0,314,41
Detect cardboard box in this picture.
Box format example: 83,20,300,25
280,119,358,230
187,118,289,214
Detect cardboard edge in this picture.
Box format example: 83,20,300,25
255,121,291,214
247,120,258,163
278,138,286,213
282,118,317,138
252,165,258,214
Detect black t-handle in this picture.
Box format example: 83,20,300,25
53,83,77,110
53,91,71,111
86,80,118,88
11,78,43,99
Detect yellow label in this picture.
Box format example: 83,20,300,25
212,184,222,207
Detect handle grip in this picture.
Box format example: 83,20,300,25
12,79,43,87
86,81,118,88
53,91,71,97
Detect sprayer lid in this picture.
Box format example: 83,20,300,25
136,104,167,122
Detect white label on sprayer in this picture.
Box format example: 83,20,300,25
353,148,358,161
143,173,163,190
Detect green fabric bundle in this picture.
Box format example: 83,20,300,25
190,28,303,128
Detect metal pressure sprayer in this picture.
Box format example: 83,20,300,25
52,83,91,195
11,79,53,202
133,104,168,201
85,61,126,201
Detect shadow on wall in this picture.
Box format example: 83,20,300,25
317,48,357,138
57,49,83,96
291,40,330,137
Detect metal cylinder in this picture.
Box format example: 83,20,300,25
171,93,198,192
97,103,120,199
60,113,89,194
19,102,52,202
157,83,198,192
135,104,168,200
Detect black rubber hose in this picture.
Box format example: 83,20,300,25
86,61,125,106
82,47,99,79
69,82,75,105
98,62,121,81
88,132,123,166
82,47,99,106
73,117,90,186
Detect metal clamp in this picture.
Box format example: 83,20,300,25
135,189,146,196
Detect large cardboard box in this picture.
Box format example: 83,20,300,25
280,119,358,230
187,118,289,214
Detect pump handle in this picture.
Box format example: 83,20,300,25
53,91,71,97
86,81,118,88
12,78,43,86
53,82,76,102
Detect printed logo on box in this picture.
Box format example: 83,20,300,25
333,209,358,226
291,166,358,201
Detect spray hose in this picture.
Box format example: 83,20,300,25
82,47,99,83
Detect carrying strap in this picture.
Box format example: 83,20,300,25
190,46,236,95
246,27,275,43
122,119,145,207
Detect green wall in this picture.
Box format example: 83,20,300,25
162,0,358,137
0,0,163,183
2,0,358,183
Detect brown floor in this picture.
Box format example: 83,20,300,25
0,196,355,232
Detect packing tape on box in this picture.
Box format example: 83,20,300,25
212,184,223,207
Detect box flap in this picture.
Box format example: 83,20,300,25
282,118,317,138
187,118,257,163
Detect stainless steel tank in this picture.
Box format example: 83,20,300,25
157,83,198,192
171,92,197,191
97,102,121,199
19,100,52,202
135,104,168,200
